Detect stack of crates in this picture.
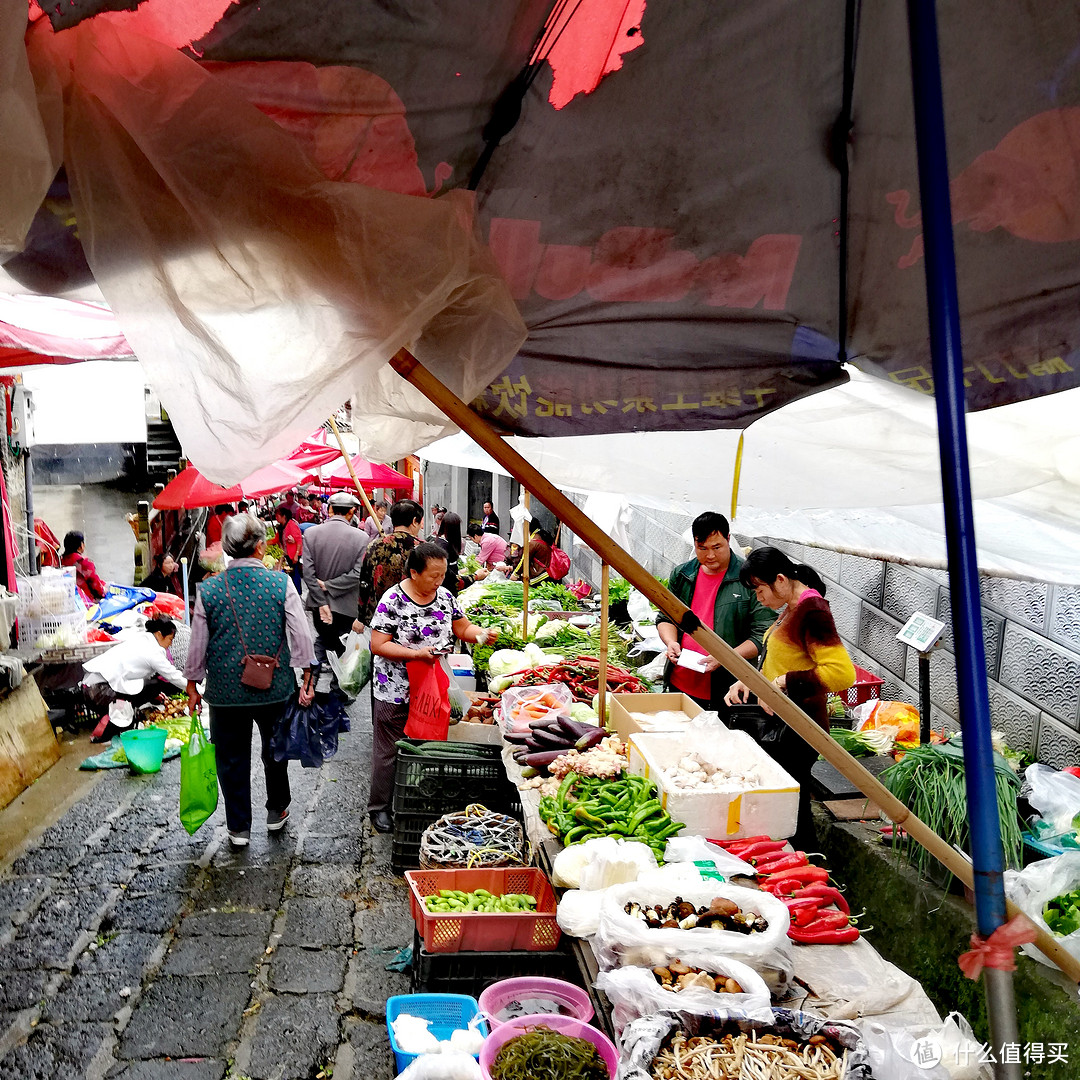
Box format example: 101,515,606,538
391,740,520,873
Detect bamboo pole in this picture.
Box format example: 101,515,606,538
327,416,378,521
598,563,610,723
521,492,530,640
388,347,1080,983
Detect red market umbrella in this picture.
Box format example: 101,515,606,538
153,461,311,508
320,455,412,492
286,440,342,470
153,467,241,509
241,459,311,497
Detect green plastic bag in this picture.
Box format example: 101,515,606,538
179,712,218,835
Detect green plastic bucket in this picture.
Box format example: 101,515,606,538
119,727,168,774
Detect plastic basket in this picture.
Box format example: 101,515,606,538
478,976,593,1028
479,1014,619,1080
17,610,88,652
15,569,81,619
385,993,487,1072
411,936,580,995
119,727,168,774
392,741,517,818
839,665,884,707
406,867,561,953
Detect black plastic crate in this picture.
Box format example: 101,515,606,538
390,812,436,874
410,930,582,995
392,741,518,818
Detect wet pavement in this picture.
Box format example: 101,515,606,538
0,694,409,1080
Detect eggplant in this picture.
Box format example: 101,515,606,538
512,748,530,763
530,728,576,748
523,750,568,770
575,727,608,750
503,732,533,745
556,715,600,740
529,716,567,732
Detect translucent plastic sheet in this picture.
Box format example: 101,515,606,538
0,3,60,254
25,20,525,482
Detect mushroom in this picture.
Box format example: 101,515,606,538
661,918,680,928
652,966,673,986
676,901,696,921
707,897,740,918
675,971,716,992
667,960,692,976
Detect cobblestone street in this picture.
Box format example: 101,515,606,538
0,696,409,1080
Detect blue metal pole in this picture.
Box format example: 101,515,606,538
906,2,1019,1071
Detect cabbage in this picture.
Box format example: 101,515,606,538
487,649,532,676
570,702,599,725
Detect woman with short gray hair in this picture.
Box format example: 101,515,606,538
185,515,317,848
222,513,266,559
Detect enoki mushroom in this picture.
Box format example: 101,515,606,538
650,1031,849,1080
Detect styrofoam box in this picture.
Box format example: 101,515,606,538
447,720,502,745
627,728,799,841
448,653,476,692
608,692,702,743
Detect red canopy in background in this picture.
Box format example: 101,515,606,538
153,460,310,509
153,468,241,510
286,440,342,470
320,456,412,492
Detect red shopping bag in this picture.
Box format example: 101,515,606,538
404,659,451,740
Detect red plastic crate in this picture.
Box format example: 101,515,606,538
840,665,884,707
406,867,561,954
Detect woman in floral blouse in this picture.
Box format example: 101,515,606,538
366,542,490,833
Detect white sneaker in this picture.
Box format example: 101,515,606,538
228,830,250,848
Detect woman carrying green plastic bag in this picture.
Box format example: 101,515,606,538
179,711,218,834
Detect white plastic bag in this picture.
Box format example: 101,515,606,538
1004,851,1080,969
329,629,372,698
597,957,773,1036
109,700,134,729
395,1054,483,1080
552,836,657,890
439,658,470,720
636,651,668,685
663,835,755,878
556,888,605,938
593,881,794,995
626,588,656,625
1025,763,1080,834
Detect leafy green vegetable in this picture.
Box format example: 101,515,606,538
880,742,1024,878
1045,888,1080,936
826,727,874,757
529,581,583,611
607,576,631,604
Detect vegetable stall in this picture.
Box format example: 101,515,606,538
378,568,1010,1080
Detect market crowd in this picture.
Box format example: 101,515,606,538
161,492,553,844
74,490,854,852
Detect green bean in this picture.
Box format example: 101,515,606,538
490,1025,608,1080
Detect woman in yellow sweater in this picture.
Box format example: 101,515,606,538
724,546,855,844
724,546,855,728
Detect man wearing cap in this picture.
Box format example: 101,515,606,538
302,492,370,663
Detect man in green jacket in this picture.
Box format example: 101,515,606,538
656,511,774,714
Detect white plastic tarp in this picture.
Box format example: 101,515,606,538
419,368,1080,583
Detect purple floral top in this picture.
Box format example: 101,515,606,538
369,583,463,703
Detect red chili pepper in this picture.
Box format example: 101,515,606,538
792,884,850,915
782,897,824,914
762,866,830,894
792,902,825,926
788,924,860,945
796,909,852,932
729,840,786,860
712,835,771,849
752,851,810,873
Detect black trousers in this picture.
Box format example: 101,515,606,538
314,610,354,660
369,698,410,815
209,702,291,833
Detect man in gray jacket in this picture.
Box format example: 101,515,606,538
302,492,369,662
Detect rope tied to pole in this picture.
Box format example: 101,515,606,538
957,912,1039,980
